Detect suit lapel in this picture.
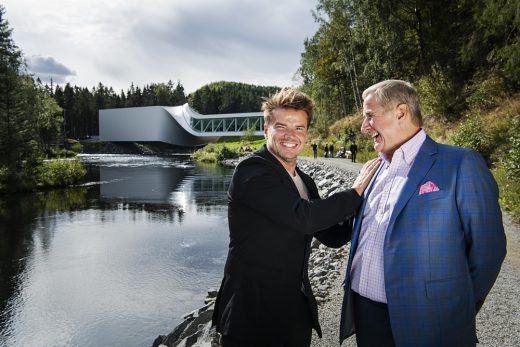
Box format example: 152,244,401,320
386,136,438,233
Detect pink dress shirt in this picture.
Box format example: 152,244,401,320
350,129,426,303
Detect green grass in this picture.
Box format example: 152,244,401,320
192,137,266,163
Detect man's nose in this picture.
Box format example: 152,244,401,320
284,127,296,136
361,118,371,134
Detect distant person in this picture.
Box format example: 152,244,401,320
336,146,346,158
349,142,358,163
330,144,335,159
312,143,318,159
339,79,506,347
212,88,380,347
324,144,329,158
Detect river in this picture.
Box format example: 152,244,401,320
0,154,234,347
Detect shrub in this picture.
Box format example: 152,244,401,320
465,71,508,111
192,144,240,163
36,158,87,188
415,64,459,121
504,132,520,181
192,150,218,163
493,166,520,222
216,145,240,161
48,147,77,158
450,116,494,164
65,138,84,153
240,125,257,144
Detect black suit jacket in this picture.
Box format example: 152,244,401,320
212,145,362,342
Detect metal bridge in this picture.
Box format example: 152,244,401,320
99,103,264,147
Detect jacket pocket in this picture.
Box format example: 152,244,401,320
416,189,449,202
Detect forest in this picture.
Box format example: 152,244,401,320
298,0,519,219
299,0,518,131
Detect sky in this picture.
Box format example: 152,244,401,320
3,0,320,94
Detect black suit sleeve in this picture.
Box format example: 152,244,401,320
314,217,353,248
231,158,361,235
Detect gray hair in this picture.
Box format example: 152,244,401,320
362,80,423,127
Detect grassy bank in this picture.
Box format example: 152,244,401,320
192,137,265,163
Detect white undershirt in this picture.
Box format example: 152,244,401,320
291,171,309,200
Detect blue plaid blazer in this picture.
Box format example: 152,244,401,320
339,136,506,346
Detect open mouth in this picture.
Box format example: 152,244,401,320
281,142,298,149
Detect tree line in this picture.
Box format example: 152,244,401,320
187,81,279,114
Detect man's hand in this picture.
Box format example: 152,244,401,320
352,158,381,196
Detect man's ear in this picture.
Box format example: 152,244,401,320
396,103,409,120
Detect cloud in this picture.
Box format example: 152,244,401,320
124,1,317,91
26,55,76,84
4,0,318,92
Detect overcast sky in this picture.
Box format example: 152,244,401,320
3,0,319,94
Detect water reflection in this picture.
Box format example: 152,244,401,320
0,155,233,347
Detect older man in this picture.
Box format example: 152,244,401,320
339,80,506,346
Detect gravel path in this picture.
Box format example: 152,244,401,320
305,157,520,347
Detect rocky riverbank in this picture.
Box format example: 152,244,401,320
152,157,520,347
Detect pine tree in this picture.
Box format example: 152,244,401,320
0,5,32,174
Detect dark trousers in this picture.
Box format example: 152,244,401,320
353,291,396,347
222,294,313,347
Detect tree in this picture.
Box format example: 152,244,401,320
172,80,187,105
0,5,34,174
28,81,63,154
462,0,520,87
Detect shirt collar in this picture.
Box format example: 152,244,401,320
379,129,426,167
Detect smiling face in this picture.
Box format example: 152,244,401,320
361,93,405,160
264,107,308,173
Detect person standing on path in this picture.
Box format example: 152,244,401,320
312,143,318,159
349,142,358,163
211,88,380,347
339,80,506,347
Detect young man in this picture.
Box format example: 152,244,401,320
339,80,506,347
212,88,379,347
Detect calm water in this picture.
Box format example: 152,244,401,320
0,154,234,347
